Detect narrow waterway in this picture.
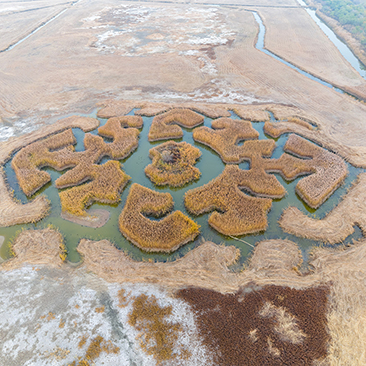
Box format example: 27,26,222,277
0,0,80,53
252,11,344,93
297,0,366,78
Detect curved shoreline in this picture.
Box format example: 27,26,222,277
0,116,99,227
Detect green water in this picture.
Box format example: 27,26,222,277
0,109,364,266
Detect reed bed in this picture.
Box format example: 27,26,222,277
231,106,270,122
98,115,143,159
148,109,204,141
54,134,110,189
184,165,272,235
119,183,200,252
59,161,130,216
187,105,230,118
263,122,285,138
11,129,77,196
135,105,173,117
254,152,314,181
145,141,201,187
176,285,329,366
284,134,348,208
193,118,264,163
286,117,314,130
264,121,313,139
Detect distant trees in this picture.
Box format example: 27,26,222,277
317,0,366,50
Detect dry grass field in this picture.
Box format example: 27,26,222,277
258,7,366,100
0,0,366,170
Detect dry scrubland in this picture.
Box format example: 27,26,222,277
145,141,201,187
119,184,200,252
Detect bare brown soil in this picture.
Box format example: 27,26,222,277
279,173,366,244
0,116,98,227
258,7,366,100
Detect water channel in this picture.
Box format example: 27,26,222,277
0,3,365,266
0,109,363,266
297,0,366,77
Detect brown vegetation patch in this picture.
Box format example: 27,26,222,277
54,126,139,190
148,109,204,141
145,141,201,187
100,100,231,119
128,294,189,364
176,285,329,366
0,167,50,227
119,183,200,252
284,134,348,208
11,129,77,196
0,116,98,227
279,173,366,244
231,106,270,122
184,165,273,235
264,121,313,139
97,115,143,159
192,117,260,163
69,335,119,366
59,160,130,216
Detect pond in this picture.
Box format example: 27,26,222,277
0,108,363,266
